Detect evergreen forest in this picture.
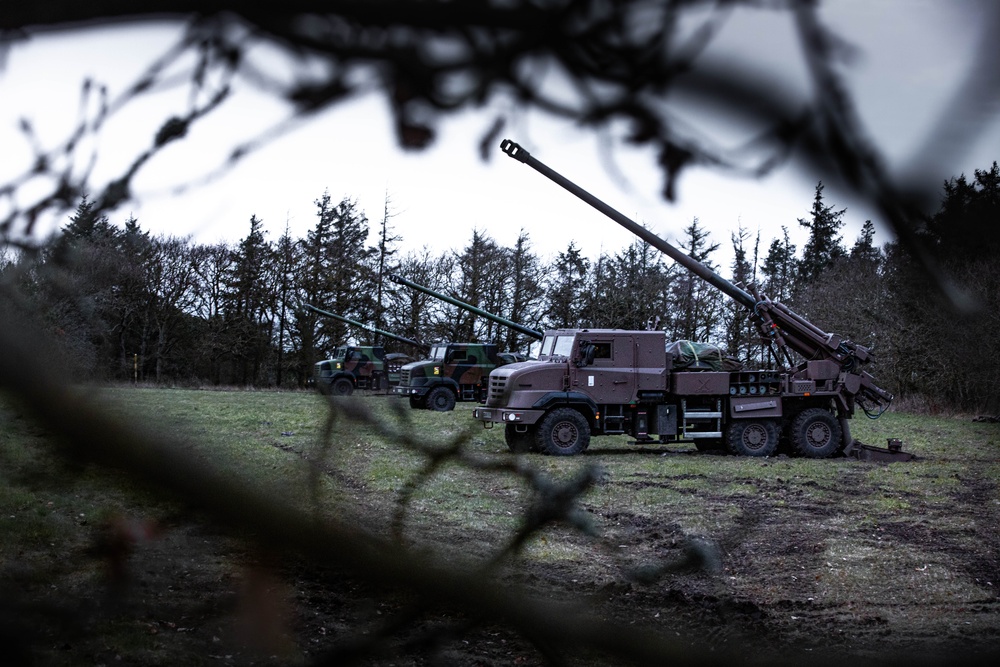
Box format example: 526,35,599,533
2,164,998,414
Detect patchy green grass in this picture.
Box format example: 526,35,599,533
2,388,1000,664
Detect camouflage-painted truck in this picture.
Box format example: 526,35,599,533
471,140,910,461
388,274,541,411
307,304,427,396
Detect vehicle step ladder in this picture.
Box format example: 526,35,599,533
680,399,723,439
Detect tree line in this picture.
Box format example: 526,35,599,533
2,163,998,412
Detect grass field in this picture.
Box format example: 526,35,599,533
2,386,999,665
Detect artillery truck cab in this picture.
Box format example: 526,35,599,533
393,342,525,411
473,328,871,459
314,346,413,396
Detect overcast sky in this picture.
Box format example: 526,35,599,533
2,1,997,269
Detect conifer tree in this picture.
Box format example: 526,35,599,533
722,225,759,363
544,242,590,329
502,230,545,353
760,226,797,303
273,222,301,386
226,215,276,385
370,193,403,346
452,229,504,342
926,161,1000,259
664,218,722,342
327,196,374,331
797,182,846,284
296,191,338,374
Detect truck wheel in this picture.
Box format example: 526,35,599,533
427,387,457,412
790,408,843,458
535,408,590,456
331,378,354,396
408,396,426,409
727,419,779,457
505,425,536,453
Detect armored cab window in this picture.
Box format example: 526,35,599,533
552,336,575,358
591,342,612,361
448,349,468,362
577,340,612,367
540,336,556,357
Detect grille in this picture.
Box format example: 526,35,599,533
487,374,507,401
400,369,411,385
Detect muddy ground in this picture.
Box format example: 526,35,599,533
12,443,1000,667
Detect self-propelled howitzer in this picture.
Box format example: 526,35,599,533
387,274,541,411
474,139,909,461
306,304,426,395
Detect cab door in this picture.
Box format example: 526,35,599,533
569,335,637,403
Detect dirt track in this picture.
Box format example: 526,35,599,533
34,451,996,667
10,390,1000,666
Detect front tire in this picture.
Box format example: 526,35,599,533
535,408,590,456
408,396,426,409
505,425,536,453
727,419,780,457
790,408,843,458
331,377,354,396
427,386,457,412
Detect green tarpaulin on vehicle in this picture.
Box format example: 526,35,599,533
666,340,741,371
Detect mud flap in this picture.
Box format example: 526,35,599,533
844,438,916,462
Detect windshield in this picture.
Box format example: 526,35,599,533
540,336,556,358
552,335,576,357
539,335,575,359
331,346,347,359
429,344,447,361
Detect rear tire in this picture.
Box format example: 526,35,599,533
535,408,590,456
331,378,354,396
427,387,457,412
727,419,780,457
790,408,842,458
504,425,536,453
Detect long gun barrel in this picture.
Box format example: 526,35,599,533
388,274,543,341
499,138,892,415
304,304,430,354
500,139,756,310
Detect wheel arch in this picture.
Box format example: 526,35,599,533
531,392,598,425
332,371,357,385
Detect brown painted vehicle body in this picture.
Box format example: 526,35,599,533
479,140,910,461
473,328,853,457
